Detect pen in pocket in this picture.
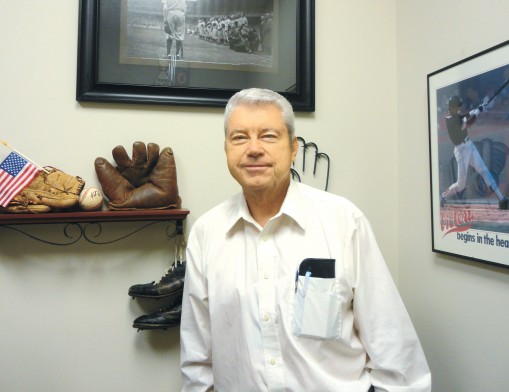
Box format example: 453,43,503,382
295,268,313,294
302,270,312,297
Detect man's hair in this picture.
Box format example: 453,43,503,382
224,88,295,142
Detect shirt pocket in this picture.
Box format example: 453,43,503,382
291,258,341,340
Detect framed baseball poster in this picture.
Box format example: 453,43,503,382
76,0,315,111
428,39,509,269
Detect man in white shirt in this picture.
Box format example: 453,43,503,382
180,88,432,391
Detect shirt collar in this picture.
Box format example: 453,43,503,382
279,180,306,230
224,180,306,234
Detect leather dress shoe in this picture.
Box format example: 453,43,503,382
128,261,186,300
133,303,182,331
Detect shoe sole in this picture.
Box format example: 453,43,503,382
129,288,183,300
133,322,180,330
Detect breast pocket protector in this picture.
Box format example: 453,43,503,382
292,258,341,339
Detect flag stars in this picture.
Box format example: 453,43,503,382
0,153,28,177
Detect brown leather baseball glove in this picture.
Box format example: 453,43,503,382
95,142,180,210
1,167,85,213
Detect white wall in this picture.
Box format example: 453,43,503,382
0,2,398,391
396,1,509,391
14,0,509,391
0,0,398,392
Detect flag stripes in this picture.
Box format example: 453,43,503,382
0,152,40,207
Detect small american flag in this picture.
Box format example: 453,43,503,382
0,152,40,207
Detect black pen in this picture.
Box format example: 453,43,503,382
295,268,299,293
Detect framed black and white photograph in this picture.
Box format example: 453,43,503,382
76,0,315,111
428,40,509,269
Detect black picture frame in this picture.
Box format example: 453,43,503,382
428,39,509,269
76,0,315,111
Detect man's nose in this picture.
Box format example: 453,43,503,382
246,138,263,155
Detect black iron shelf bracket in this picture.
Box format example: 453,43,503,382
0,219,184,246
0,209,189,246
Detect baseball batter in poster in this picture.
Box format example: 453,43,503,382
441,94,509,210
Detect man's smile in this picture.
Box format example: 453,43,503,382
242,163,272,172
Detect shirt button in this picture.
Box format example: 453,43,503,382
263,313,270,321
269,357,276,365
264,273,269,279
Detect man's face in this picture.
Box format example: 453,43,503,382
225,103,298,196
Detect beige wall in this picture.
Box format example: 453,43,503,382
397,1,509,391
0,2,397,391
1,0,508,391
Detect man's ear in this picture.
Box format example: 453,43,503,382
291,137,298,160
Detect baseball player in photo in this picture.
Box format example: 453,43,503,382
162,0,186,59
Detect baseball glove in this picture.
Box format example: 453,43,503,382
1,167,85,213
95,142,180,210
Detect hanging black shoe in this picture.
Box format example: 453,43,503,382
133,303,182,331
128,261,186,300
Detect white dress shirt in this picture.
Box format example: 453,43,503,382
180,181,431,392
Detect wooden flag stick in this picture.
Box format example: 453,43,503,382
1,140,49,173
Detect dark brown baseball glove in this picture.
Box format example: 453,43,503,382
95,142,180,210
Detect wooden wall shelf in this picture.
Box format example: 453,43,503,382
0,209,190,245
0,208,190,225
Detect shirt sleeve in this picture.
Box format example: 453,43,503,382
180,223,214,392
351,216,432,391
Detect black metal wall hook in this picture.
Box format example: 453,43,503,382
292,136,331,191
